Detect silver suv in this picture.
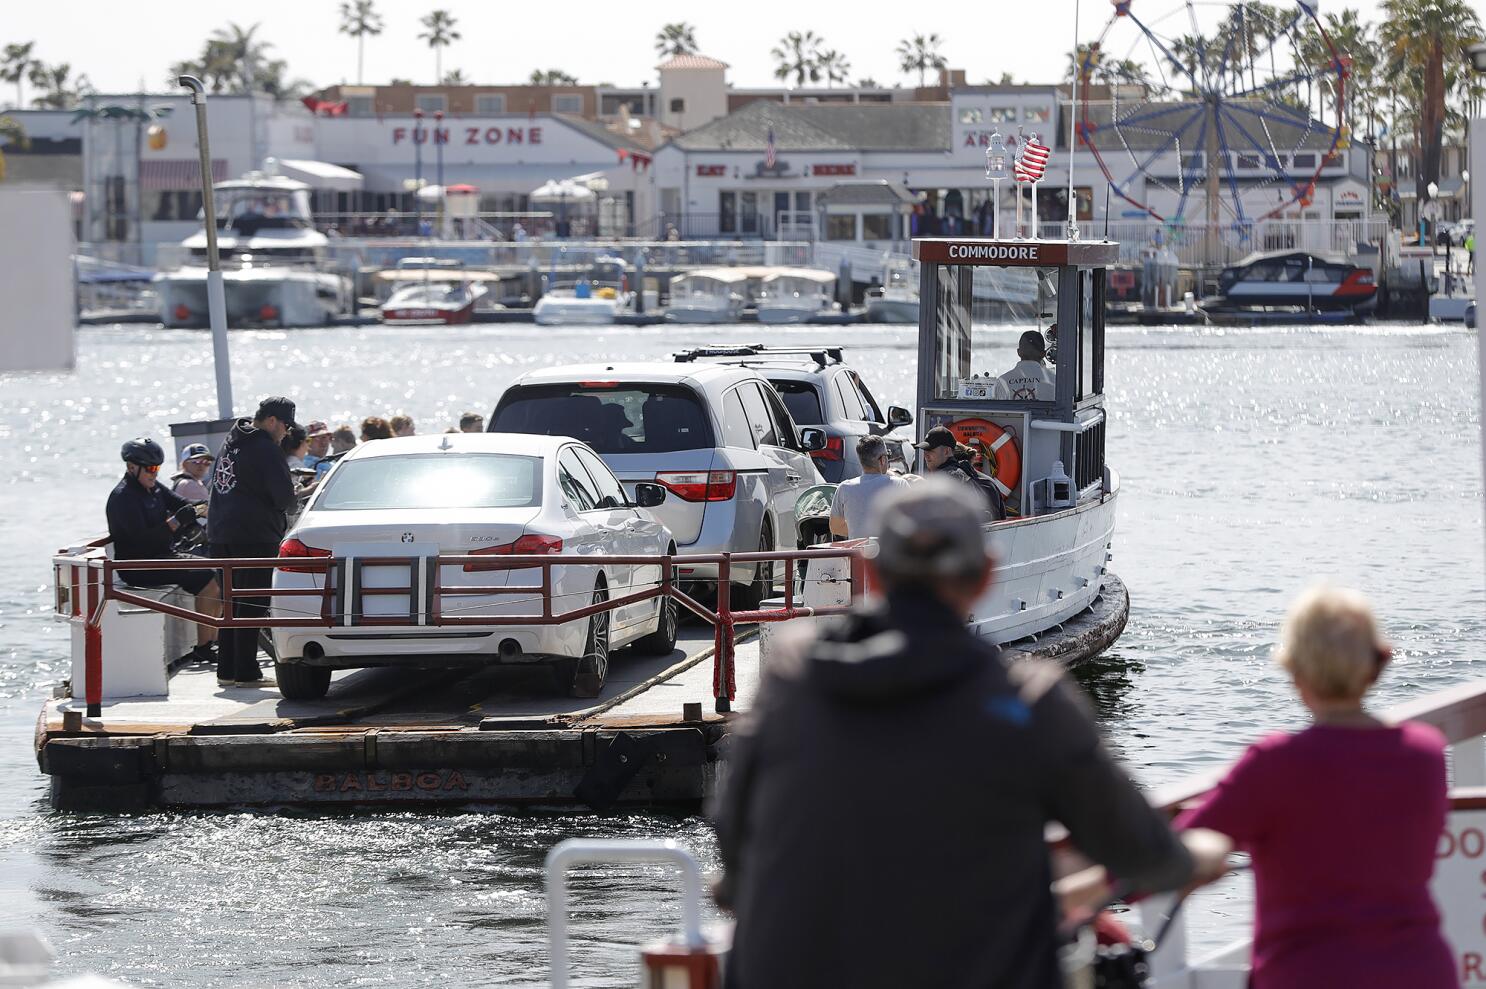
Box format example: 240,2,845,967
489,362,825,606
674,345,913,483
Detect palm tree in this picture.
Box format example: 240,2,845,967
654,23,698,58
772,31,822,88
338,0,383,86
818,49,852,88
442,68,469,85
857,76,881,88
896,33,946,88
27,63,90,109
0,115,27,181
418,10,460,86
1,42,36,110
529,69,578,85
1379,0,1483,212
212,22,275,91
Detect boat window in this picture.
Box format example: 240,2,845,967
557,448,600,511
1245,260,1284,281
492,383,715,454
572,446,630,509
931,264,1059,403
1078,269,1104,400
833,372,866,421
313,454,540,511
737,382,780,447
1277,257,1308,282
721,389,757,449
768,379,825,426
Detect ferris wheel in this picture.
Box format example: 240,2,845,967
1077,0,1350,240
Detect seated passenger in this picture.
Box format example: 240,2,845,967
170,443,214,502
106,437,221,662
996,330,1056,401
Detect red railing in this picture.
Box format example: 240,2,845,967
58,548,866,718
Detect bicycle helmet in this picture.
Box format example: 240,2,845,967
120,437,165,467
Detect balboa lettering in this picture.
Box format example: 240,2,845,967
313,770,470,793
947,244,1040,260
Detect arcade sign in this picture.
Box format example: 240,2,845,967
391,125,544,146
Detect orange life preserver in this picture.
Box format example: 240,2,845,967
945,417,1021,498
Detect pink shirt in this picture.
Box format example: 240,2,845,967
1178,722,1455,989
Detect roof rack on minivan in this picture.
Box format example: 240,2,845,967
673,344,845,367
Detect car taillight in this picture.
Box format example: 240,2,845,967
278,537,331,572
811,436,844,462
655,470,736,502
463,533,564,571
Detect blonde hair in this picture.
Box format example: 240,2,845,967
1275,585,1387,701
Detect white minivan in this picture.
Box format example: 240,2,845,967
490,362,825,605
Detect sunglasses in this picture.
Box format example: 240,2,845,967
139,464,161,474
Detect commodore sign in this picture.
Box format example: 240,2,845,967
912,239,1120,266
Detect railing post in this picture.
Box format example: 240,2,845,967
714,556,732,714
84,561,104,718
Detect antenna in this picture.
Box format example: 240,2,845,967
1067,0,1082,241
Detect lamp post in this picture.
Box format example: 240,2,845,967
413,107,424,234
985,131,1010,239
176,75,233,420
434,109,445,239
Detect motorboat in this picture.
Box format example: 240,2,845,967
153,173,350,328
665,268,747,324
376,258,495,325
806,235,1125,646
864,257,919,323
755,269,839,324
1211,250,1377,312
533,254,633,326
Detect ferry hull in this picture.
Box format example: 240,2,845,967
756,305,823,325
664,305,743,324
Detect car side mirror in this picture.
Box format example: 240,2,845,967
887,406,913,428
633,482,667,509
799,427,827,452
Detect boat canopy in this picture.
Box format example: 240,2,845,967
761,269,835,285
375,268,501,283
270,158,364,192
675,268,750,285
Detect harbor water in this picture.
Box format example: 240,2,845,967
0,321,1481,985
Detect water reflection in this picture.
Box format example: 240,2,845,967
1071,649,1145,721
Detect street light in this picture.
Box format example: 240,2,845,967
413,107,424,234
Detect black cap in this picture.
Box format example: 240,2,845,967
913,425,957,451
1018,330,1047,359
255,396,297,428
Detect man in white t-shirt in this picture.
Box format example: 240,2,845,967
830,435,909,539
996,330,1057,401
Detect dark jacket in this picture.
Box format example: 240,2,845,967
713,591,1192,989
106,474,191,560
934,456,1006,520
207,419,296,546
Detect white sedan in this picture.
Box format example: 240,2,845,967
269,433,678,700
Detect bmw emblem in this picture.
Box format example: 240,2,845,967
400,532,414,543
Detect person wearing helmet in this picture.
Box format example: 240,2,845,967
106,437,221,664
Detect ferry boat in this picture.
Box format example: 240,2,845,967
665,267,748,324
153,173,351,328
376,258,495,325
863,257,919,323
755,268,840,324
807,236,1121,645
532,254,633,326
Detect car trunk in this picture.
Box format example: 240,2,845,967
606,449,716,546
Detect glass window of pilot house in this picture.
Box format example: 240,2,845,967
861,213,895,241
989,107,1017,123
825,214,857,241
1024,105,1052,124
553,94,583,114
415,94,447,113
958,107,983,124
475,94,506,114
347,96,374,117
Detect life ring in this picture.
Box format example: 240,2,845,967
945,418,1021,498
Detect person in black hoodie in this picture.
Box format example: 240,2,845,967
914,425,1006,520
207,396,298,687
713,478,1229,989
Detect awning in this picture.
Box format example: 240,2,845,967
139,159,227,190
274,158,364,191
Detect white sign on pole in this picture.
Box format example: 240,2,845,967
1431,810,1486,985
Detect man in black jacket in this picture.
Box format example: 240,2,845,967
207,396,298,687
915,424,1005,519
713,479,1227,989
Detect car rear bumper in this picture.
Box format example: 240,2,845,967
271,620,585,665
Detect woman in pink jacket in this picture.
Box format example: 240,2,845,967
1179,586,1455,988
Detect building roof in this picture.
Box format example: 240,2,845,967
657,53,730,72
816,180,919,207
552,114,649,152
671,100,950,153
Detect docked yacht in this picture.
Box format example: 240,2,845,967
1211,249,1377,312
808,236,1122,646
864,257,919,323
153,174,351,328
532,254,633,326
377,258,494,325
665,267,747,323
755,269,839,324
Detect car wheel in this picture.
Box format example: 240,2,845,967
733,524,773,611
570,584,610,698
275,660,331,701
631,593,679,656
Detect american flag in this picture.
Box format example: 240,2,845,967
1014,136,1050,183
764,127,777,169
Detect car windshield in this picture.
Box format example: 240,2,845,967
493,383,715,454
769,379,824,425
314,454,541,510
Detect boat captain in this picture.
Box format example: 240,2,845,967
995,330,1056,401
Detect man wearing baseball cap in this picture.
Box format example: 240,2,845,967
206,396,298,688
713,479,1227,988
914,425,1005,520
303,421,332,473
170,443,215,503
